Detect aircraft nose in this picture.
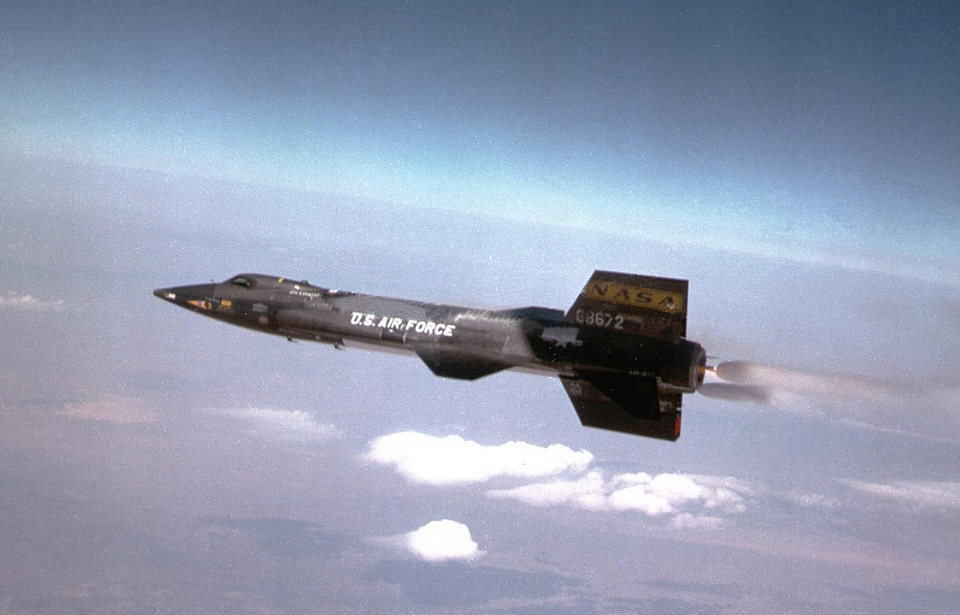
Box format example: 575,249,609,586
152,283,217,308
153,287,177,301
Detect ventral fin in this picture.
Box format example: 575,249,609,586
560,374,682,441
414,345,510,381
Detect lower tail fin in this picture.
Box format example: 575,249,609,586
561,373,682,441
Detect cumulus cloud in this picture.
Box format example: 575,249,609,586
486,471,609,510
365,431,592,486
367,431,751,527
844,480,960,510
226,408,340,441
60,396,157,423
0,292,64,312
402,520,481,562
488,471,749,519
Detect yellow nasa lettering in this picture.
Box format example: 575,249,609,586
584,282,684,314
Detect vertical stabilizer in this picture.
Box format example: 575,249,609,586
565,270,688,340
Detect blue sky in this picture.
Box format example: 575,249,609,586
4,1,959,278
2,2,960,613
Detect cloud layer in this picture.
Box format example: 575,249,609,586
845,480,960,511
366,432,592,485
488,471,749,527
226,408,340,441
368,431,750,527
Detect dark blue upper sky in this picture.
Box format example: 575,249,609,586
4,1,959,280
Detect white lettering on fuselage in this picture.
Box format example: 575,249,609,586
289,289,322,299
350,312,455,337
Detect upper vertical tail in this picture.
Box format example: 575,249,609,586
561,270,695,441
564,270,689,340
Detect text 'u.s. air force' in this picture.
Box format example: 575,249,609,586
350,312,456,336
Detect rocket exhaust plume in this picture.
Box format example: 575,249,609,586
695,362,772,404
698,382,771,404
714,361,758,384
710,361,912,408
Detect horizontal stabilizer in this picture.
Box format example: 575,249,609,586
561,374,682,441
566,270,688,340
414,345,511,381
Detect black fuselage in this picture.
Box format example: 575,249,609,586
155,272,706,441
154,273,702,388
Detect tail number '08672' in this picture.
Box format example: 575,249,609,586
575,309,624,329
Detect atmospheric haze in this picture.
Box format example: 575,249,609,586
2,2,960,614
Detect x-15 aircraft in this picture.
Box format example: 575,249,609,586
154,270,707,441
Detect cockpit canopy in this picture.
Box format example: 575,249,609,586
225,274,326,293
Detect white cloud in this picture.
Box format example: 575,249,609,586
0,292,64,312
484,471,610,511
688,475,753,512
844,480,960,510
784,490,840,509
368,431,750,526
488,470,749,518
365,431,592,486
609,473,704,515
670,513,724,530
227,408,340,441
403,520,481,562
